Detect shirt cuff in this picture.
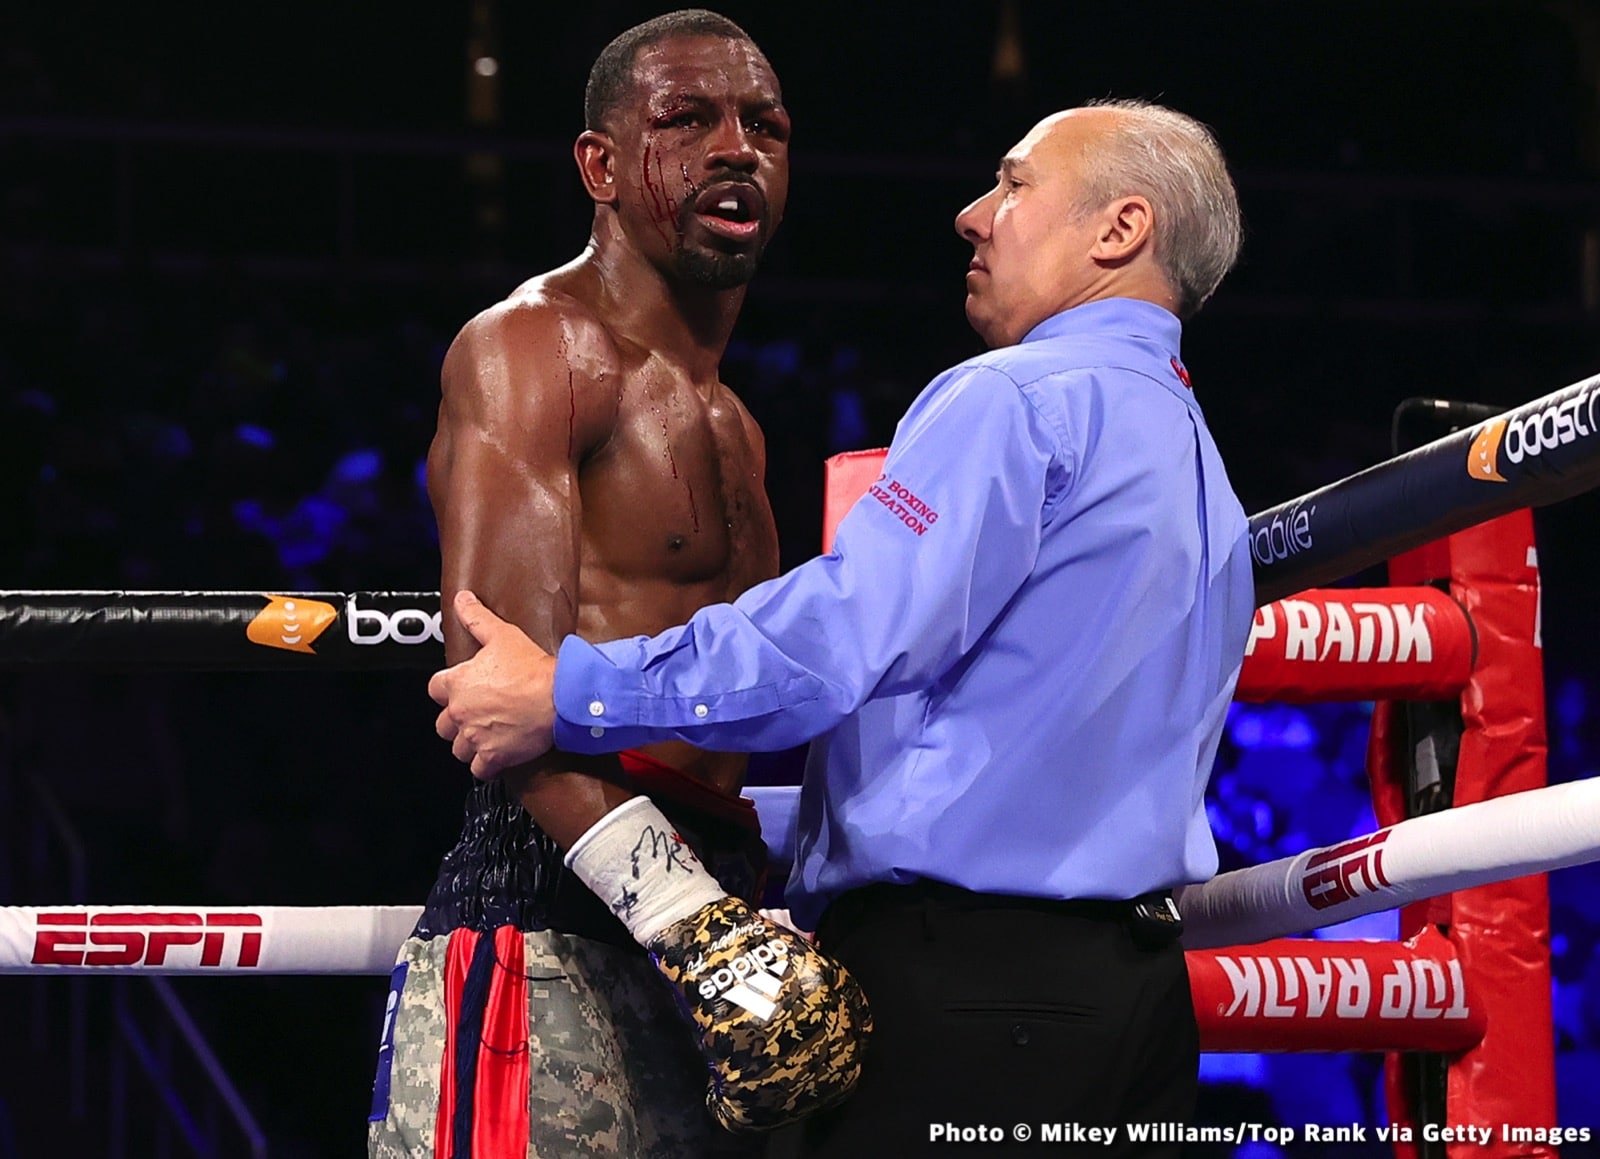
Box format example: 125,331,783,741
550,634,644,753
550,622,835,753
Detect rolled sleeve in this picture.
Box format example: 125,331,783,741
551,629,831,752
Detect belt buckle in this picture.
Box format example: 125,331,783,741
1128,892,1183,949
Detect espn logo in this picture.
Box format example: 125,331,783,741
246,596,338,655
1301,831,1391,911
32,911,263,968
696,939,791,1021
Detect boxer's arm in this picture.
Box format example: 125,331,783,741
428,303,633,846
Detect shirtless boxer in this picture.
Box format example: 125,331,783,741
368,11,866,1159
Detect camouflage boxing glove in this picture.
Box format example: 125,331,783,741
648,894,872,1131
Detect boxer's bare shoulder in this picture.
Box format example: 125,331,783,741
438,279,626,461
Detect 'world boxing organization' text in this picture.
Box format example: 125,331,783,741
869,477,940,536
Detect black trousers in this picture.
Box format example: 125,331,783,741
793,882,1198,1158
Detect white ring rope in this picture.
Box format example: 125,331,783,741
1177,775,1600,950
2,776,1595,972
0,905,420,975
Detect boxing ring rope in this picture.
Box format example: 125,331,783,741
1177,776,1600,950
3,370,1600,1153
0,585,1479,699
1246,370,1600,604
8,771,1599,1059
2,906,423,975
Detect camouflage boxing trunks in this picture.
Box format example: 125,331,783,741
368,752,768,1159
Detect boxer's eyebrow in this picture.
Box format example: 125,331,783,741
742,97,784,117
652,93,713,118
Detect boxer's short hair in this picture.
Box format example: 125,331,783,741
584,9,771,134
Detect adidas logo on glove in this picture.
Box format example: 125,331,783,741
694,938,792,1020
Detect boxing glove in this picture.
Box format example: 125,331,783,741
566,796,871,1131
648,894,870,1131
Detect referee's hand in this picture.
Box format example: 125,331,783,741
429,590,558,780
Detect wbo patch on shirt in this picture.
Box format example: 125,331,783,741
867,474,940,537
1171,357,1193,390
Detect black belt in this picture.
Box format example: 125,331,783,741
819,879,1184,948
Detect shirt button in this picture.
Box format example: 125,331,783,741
588,700,605,717
694,704,709,718
590,726,605,738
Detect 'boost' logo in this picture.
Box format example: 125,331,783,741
1466,419,1507,483
247,595,338,654
346,599,444,645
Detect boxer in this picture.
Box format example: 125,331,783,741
369,12,867,1159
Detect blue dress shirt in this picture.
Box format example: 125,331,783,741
554,297,1255,927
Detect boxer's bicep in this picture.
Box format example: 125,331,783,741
430,414,581,664
429,313,604,663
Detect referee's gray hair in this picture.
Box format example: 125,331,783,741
1072,99,1242,317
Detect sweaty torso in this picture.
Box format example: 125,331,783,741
420,266,778,938
531,272,780,794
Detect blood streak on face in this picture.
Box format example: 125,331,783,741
640,142,678,249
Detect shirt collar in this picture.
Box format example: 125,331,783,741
1019,297,1182,355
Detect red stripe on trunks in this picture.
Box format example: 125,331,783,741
472,925,530,1157
433,927,479,1157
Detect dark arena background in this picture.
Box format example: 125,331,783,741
3,2,1600,1156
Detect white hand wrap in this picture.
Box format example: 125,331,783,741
563,796,726,944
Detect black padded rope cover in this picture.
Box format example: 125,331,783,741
0,591,442,670
1249,370,1600,605
3,372,1599,671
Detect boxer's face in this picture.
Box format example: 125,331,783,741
955,111,1117,348
591,36,790,290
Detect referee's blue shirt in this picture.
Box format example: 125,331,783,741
553,297,1255,928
